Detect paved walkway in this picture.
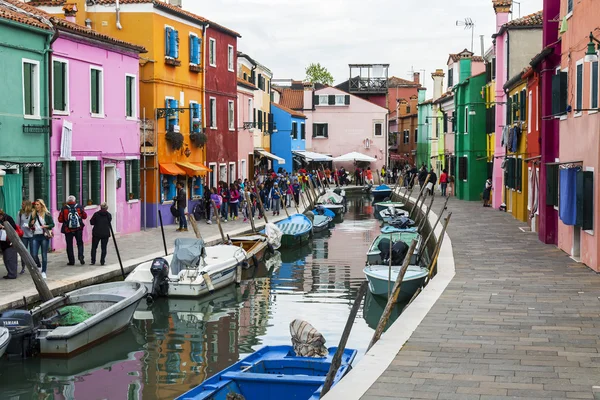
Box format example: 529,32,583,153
362,197,600,400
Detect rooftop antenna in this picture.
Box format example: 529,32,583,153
511,1,521,19
456,17,475,53
407,66,425,85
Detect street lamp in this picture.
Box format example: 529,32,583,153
585,31,600,63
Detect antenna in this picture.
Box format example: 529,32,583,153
456,17,475,53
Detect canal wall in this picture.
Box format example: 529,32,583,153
322,188,456,400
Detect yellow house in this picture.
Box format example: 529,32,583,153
34,0,209,227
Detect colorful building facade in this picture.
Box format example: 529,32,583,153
523,67,541,233
236,77,257,183
270,103,307,172
416,88,432,167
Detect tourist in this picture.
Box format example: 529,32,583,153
229,183,240,220
448,174,455,196
418,165,428,189
325,167,331,184
58,195,87,265
0,208,18,279
428,168,437,196
292,179,301,207
270,182,281,216
175,181,188,232
381,165,387,183
258,184,268,218
207,187,222,225
219,182,230,222
89,202,112,266
483,177,492,207
440,169,449,197
30,199,54,278
17,200,34,274
365,167,373,185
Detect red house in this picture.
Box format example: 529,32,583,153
204,23,241,188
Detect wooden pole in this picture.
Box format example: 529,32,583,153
158,210,168,256
367,239,418,352
308,177,319,204
281,197,290,218
420,197,449,259
409,174,430,219
388,232,393,299
211,200,226,242
320,280,368,398
417,194,436,232
3,222,53,301
426,212,452,281
108,223,126,279
244,192,257,233
255,191,269,224
187,214,202,239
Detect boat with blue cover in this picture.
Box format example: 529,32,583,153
371,184,392,201
271,214,313,248
175,345,357,400
364,265,428,301
312,207,335,219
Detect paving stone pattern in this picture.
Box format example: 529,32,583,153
362,198,600,400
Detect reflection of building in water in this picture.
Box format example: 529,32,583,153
238,279,272,354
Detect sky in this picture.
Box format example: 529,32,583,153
184,0,543,93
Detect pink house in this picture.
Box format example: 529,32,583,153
48,13,146,250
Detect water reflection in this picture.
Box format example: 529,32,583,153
0,193,408,400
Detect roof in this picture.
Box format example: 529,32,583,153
237,77,257,90
271,102,306,119
0,2,52,31
448,49,484,63
504,10,543,27
28,0,241,37
388,76,420,88
433,91,454,105
278,88,304,110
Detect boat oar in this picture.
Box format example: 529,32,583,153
187,213,203,240
418,198,449,261
425,212,452,283
281,197,290,218
211,200,226,242
308,178,319,205
244,191,257,233
367,239,418,352
108,223,126,279
2,222,53,301
255,191,269,223
320,280,368,399
158,210,168,256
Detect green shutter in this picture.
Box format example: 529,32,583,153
324,124,328,138
34,165,47,205
312,123,317,138
22,167,30,200
69,161,81,203
126,76,133,117
328,95,335,105
516,158,522,191
313,95,319,107
91,161,101,205
24,63,33,115
132,159,140,199
82,161,89,204
344,95,350,105
546,164,558,206
91,70,98,114
53,61,65,111
55,161,63,210
125,161,131,201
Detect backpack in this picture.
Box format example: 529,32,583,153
170,203,178,217
67,205,81,229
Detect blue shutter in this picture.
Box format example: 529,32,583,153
198,38,202,64
190,35,199,65
165,98,170,130
193,36,200,65
195,103,202,132
165,27,171,57
172,99,179,126
169,29,178,58
173,30,179,59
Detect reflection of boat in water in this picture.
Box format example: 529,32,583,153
270,244,313,292
362,291,405,331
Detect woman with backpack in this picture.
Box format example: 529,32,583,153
18,200,34,274
30,199,54,279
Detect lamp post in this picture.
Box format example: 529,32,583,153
585,32,600,63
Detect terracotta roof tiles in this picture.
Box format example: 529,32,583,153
388,76,420,88
0,3,52,30
279,88,304,110
504,10,543,27
237,77,257,90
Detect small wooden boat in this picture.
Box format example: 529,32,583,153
175,345,357,400
229,232,278,268
364,265,428,301
371,184,392,201
0,327,9,359
272,214,313,248
313,215,333,233
374,200,405,214
366,232,422,265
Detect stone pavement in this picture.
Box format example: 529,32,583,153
361,197,600,400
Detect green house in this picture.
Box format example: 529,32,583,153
453,55,488,201
0,7,52,219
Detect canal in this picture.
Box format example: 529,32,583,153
0,193,406,399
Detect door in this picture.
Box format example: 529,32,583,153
104,165,117,232
219,164,227,184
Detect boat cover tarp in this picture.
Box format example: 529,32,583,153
265,223,283,250
313,206,335,218
171,238,205,275
289,319,328,357
319,191,344,205
381,226,418,234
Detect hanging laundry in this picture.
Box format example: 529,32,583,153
501,126,509,148
559,168,578,226
511,126,519,153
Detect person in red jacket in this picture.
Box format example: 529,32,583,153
58,195,88,265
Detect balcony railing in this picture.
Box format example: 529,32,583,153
349,77,388,93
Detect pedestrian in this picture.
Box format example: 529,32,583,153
381,165,387,183
428,168,437,196
483,177,492,207
292,179,301,207
175,181,188,232
440,169,449,197
448,174,455,196
0,208,19,279
58,195,87,265
219,182,230,222
365,167,373,185
229,183,240,220
18,200,34,274
207,187,222,225
418,165,428,189
258,184,268,218
270,182,281,216
90,202,112,266
29,199,54,279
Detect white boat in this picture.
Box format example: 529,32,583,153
364,265,428,301
126,238,247,299
379,207,409,220
0,327,9,359
317,190,345,214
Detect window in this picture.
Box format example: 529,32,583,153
458,156,468,181
545,164,559,207
189,34,201,65
374,122,383,137
335,95,345,105
257,74,266,91
318,95,329,105
528,91,533,133
577,169,594,231
165,98,179,130
82,160,101,205
551,71,568,115
53,59,68,114
257,110,263,132
21,166,47,202
191,176,203,198
301,123,306,139
447,68,453,88
209,38,216,67
23,59,40,118
209,97,216,128
291,122,298,139
240,159,247,180
126,74,136,118
227,45,234,72
313,123,328,138
576,61,583,113
55,160,81,210
414,129,418,143
190,101,202,133
567,0,573,14
464,106,469,134
591,61,599,110
519,89,526,121
208,162,217,189
228,100,235,131
219,164,227,183
90,67,104,116
403,130,409,144
248,99,253,123
229,162,236,184
125,160,140,201
406,105,411,114
161,174,177,203
164,26,179,59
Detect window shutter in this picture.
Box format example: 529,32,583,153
545,164,558,206
172,99,179,126
576,170,593,230
133,159,140,200
592,62,599,109
165,27,171,56
324,124,328,138
91,161,101,205
519,89,526,121
257,110,262,132
258,74,262,89
443,113,448,133
313,95,319,107
22,167,30,200
312,123,317,138
125,161,131,202
263,111,267,132
253,108,256,128
516,158,522,191
301,124,306,139
328,95,335,105
190,36,198,64
69,161,81,202
506,97,511,125
55,161,63,210
345,95,350,105
34,166,46,204
576,64,583,110
53,61,65,111
82,161,89,204
171,29,179,59
452,111,456,132
165,98,170,130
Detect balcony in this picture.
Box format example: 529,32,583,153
348,64,389,94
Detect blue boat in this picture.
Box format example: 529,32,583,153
274,214,313,248
176,345,357,400
312,207,336,219
371,184,392,201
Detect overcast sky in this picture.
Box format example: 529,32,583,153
184,0,542,93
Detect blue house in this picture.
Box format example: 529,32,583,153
270,103,306,172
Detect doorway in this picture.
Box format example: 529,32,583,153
219,164,227,184
104,165,117,232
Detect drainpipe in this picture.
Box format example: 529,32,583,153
45,28,58,250
116,0,122,30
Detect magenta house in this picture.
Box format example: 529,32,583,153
48,15,146,250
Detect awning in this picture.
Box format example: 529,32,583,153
159,163,186,176
333,151,376,163
102,156,130,161
176,161,211,176
255,149,285,164
292,150,333,162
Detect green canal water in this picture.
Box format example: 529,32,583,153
0,194,406,400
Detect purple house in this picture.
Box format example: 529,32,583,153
48,9,146,250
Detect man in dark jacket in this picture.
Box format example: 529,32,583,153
58,195,88,265
0,209,18,279
175,181,188,232
90,203,112,265
428,168,437,195
418,165,428,189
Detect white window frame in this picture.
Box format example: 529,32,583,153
228,100,235,131
335,94,345,105
208,162,217,189
227,45,234,72
189,99,199,133
218,163,227,183
527,90,532,133
228,162,236,184
575,59,583,117
240,159,247,180
318,95,329,105
566,0,573,18
589,60,599,115
464,106,469,134
52,57,69,116
373,121,383,137
90,66,104,118
209,97,217,129
22,58,41,120
125,73,137,120
248,98,253,123
209,38,216,68
535,87,539,131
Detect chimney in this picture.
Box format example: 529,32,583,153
63,3,77,23
431,69,445,101
413,72,420,85
169,0,182,7
493,0,512,30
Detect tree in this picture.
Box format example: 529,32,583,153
305,63,334,86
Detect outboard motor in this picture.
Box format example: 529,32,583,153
0,310,38,358
148,257,170,302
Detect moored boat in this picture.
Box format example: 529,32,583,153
364,265,428,301
0,327,9,359
175,345,357,400
374,200,405,214
371,184,392,201
229,232,279,268
312,206,336,219
272,214,313,248
366,232,422,265
313,215,333,233
317,190,346,215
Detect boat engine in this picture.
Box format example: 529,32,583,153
148,257,170,301
0,309,38,358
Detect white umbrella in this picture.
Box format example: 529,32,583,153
333,151,377,163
